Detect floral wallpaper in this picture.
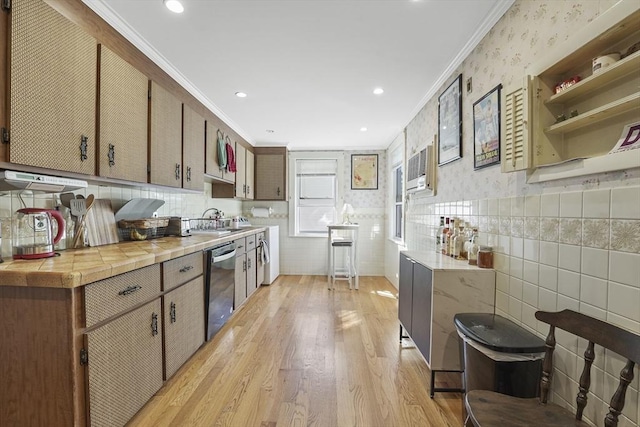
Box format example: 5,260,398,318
404,0,637,203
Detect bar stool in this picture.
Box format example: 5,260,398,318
327,224,359,290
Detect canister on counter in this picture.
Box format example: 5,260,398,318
477,246,493,269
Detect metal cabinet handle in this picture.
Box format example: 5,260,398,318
108,144,115,166
247,185,250,194
276,187,280,196
80,135,88,161
175,163,181,180
247,258,251,269
118,285,142,296
243,183,247,195
243,260,246,272
170,302,176,323
179,265,194,273
151,313,158,336
186,166,192,182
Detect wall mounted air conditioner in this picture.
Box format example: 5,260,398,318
406,145,436,195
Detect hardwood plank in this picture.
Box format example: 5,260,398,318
128,275,463,426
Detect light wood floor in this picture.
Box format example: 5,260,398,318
128,275,463,427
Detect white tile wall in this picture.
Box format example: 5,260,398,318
403,186,640,425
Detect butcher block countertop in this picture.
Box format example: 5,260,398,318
0,227,265,288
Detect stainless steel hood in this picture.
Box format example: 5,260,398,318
0,170,88,193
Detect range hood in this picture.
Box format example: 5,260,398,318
0,170,88,192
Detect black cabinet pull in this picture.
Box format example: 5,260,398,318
247,258,251,269
118,285,141,296
179,265,194,273
243,183,247,195
175,163,181,180
170,302,176,323
80,135,88,161
243,260,246,272
247,185,250,195
151,313,158,336
108,144,115,166
276,187,280,196
186,166,192,182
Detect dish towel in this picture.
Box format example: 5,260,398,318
226,143,237,172
217,133,227,170
260,239,270,264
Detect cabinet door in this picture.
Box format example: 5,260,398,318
10,0,96,174
182,105,205,190
411,263,432,365
398,254,414,334
234,255,247,308
98,45,148,182
164,277,205,379
501,77,531,172
86,299,163,427
245,149,255,199
149,81,182,187
255,150,287,200
246,249,257,297
234,143,247,198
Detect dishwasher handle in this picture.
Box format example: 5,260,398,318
213,249,236,263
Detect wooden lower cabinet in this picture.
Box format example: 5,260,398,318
163,277,205,379
246,249,257,298
85,299,163,427
235,253,247,308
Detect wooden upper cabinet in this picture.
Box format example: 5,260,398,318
98,45,148,183
182,105,205,191
501,78,531,173
255,147,288,200
234,143,247,198
9,0,96,174
149,81,182,187
245,149,254,200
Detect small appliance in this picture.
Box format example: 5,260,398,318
230,216,251,229
167,216,191,237
12,208,65,259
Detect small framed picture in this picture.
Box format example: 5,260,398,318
438,74,463,166
473,84,502,169
351,154,378,190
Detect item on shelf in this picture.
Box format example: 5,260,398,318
555,113,567,123
553,75,581,94
477,246,494,269
623,41,640,58
117,217,169,241
435,216,445,253
608,121,640,154
570,109,579,118
592,52,620,74
468,228,479,265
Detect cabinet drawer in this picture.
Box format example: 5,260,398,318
85,264,161,329
246,234,256,251
164,277,205,379
86,298,163,427
235,237,247,255
163,252,203,291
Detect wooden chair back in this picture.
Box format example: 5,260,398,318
535,309,640,426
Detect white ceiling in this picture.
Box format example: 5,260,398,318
85,0,513,151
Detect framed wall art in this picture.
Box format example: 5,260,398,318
438,74,463,166
351,154,378,190
473,84,502,169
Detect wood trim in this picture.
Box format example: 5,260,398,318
0,4,7,162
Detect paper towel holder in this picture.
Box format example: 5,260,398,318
251,206,273,218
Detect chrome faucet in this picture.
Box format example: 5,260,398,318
201,207,223,219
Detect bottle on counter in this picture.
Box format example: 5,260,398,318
468,228,479,265
453,221,465,259
441,217,450,255
449,219,460,258
435,216,445,253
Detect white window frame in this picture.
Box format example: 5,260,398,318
288,151,344,237
387,134,404,243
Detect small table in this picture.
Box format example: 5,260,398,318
327,224,359,289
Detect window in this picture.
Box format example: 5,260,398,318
393,164,403,240
289,152,343,237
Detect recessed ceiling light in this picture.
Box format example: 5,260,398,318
164,0,184,13
360,127,368,132
235,92,247,98
373,88,384,95
266,129,275,133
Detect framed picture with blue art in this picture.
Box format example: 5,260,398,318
438,74,463,166
473,84,502,169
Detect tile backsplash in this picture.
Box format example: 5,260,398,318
404,186,640,426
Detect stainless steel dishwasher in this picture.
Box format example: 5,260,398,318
204,241,236,341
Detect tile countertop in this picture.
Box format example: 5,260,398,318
401,250,494,271
0,227,266,289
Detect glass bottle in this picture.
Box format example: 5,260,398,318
435,216,445,253
478,246,494,268
468,228,479,265
441,217,450,255
452,221,464,259
449,219,459,257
